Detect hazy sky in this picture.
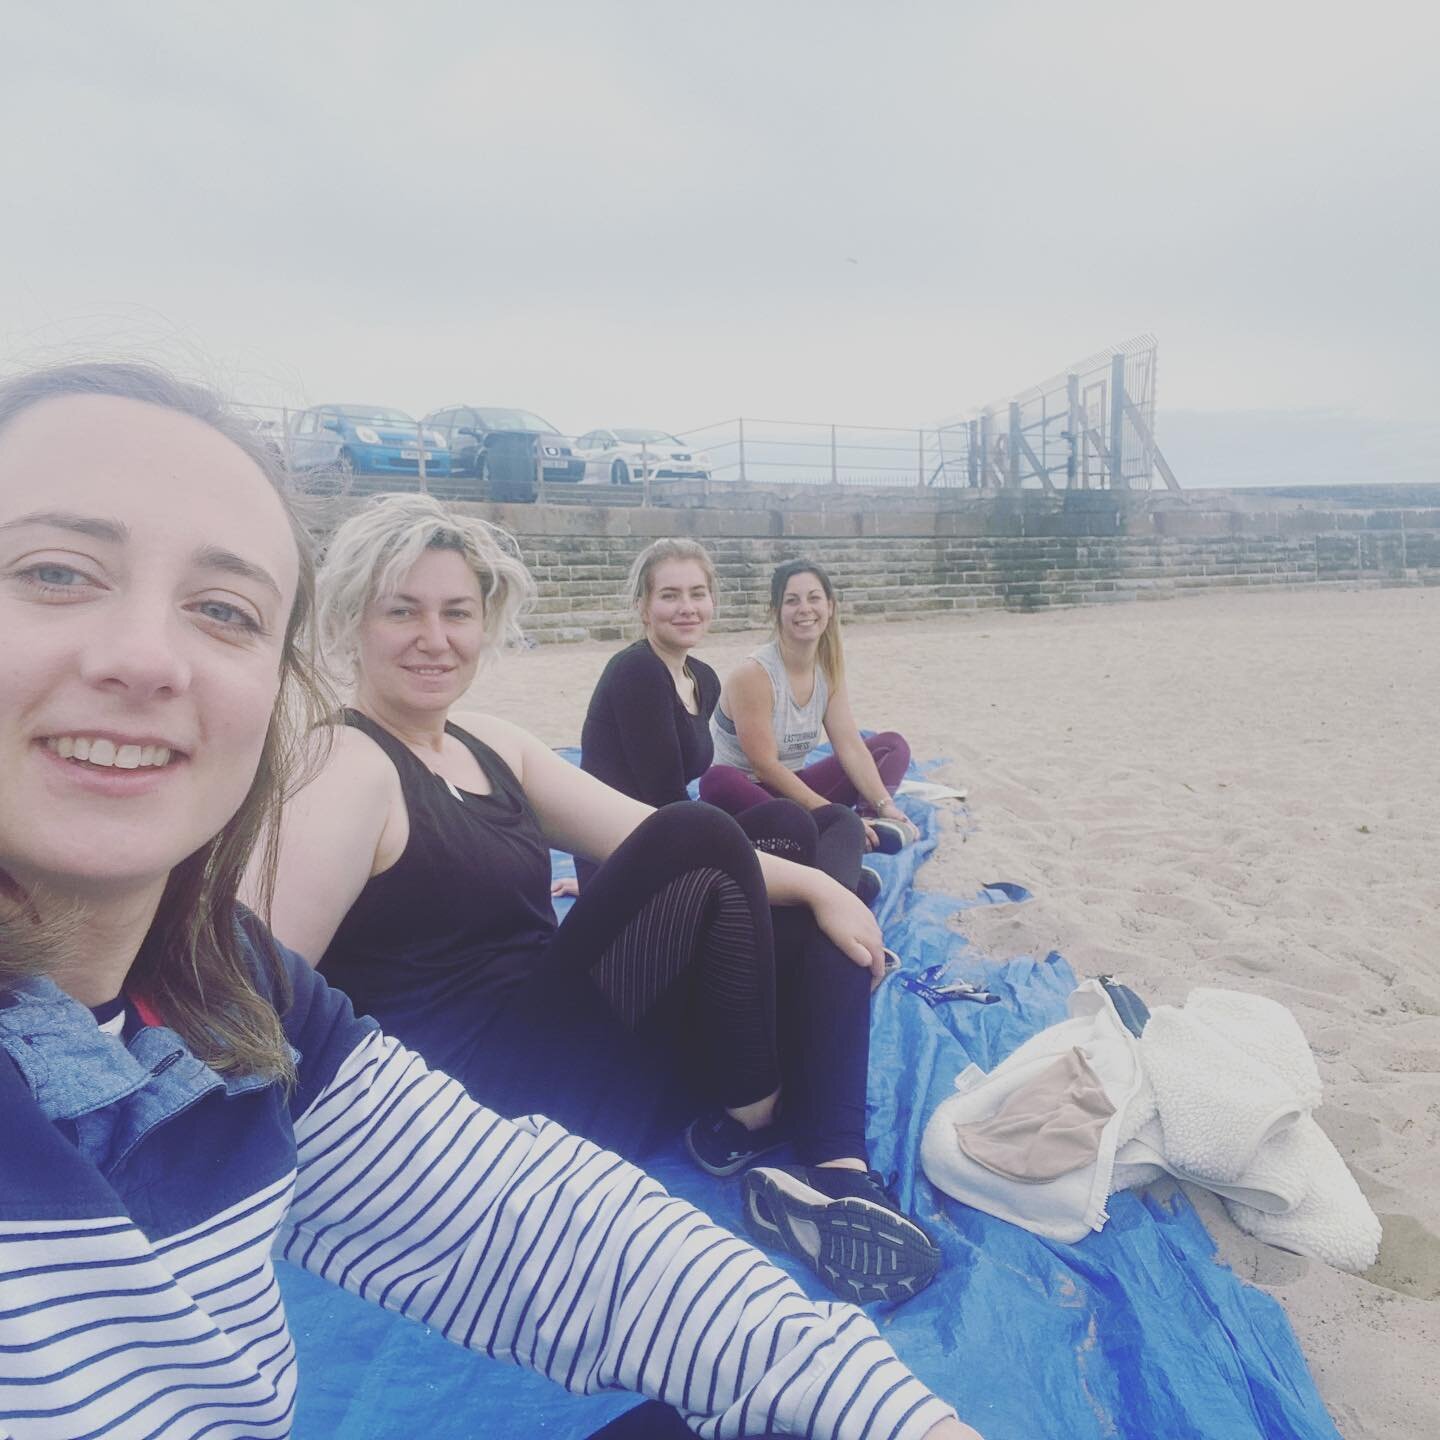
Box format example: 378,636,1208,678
3,1,1436,483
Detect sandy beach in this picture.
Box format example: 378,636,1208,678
469,585,1438,1440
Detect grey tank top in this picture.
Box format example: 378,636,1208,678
711,641,829,775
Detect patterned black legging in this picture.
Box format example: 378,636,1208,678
464,802,869,1166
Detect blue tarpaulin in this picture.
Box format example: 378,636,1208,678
279,750,1340,1440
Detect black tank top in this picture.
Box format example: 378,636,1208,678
318,710,556,1067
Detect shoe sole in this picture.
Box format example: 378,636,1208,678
684,1123,786,1178
741,1168,942,1306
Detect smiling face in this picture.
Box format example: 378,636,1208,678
0,394,300,901
641,557,714,655
354,546,485,719
778,570,832,646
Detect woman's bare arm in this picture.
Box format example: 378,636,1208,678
472,715,884,978
822,684,894,811
243,727,397,965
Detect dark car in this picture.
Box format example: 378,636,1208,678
422,405,585,486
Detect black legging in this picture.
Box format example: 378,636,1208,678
735,800,871,1165
734,797,867,890
472,803,869,1167
577,800,868,895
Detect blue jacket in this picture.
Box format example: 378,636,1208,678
0,916,952,1440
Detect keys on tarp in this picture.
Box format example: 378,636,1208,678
897,961,1000,1007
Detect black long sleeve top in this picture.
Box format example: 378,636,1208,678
579,639,721,807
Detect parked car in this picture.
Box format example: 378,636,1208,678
573,428,713,485
284,404,450,478
422,405,585,484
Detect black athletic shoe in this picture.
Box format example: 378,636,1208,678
740,1165,942,1306
869,819,913,855
685,1108,787,1177
856,866,883,907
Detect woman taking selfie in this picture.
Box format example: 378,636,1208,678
700,560,916,853
261,497,941,1300
0,363,977,1440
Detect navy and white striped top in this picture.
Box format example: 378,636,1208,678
0,916,955,1440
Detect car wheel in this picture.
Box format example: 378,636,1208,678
611,459,631,485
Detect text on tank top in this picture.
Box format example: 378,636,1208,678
710,641,829,775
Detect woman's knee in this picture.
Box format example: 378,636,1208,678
736,797,818,863
812,802,865,844
868,731,911,785
636,801,762,884
697,766,748,811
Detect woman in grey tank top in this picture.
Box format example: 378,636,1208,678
703,560,917,852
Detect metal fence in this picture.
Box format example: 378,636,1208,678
678,337,1177,492
675,418,947,488
229,335,1178,500
934,334,1178,492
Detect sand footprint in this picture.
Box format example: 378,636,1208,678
1364,1214,1440,1300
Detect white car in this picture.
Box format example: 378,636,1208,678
574,428,713,485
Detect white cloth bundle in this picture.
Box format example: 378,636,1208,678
1112,990,1380,1272
922,982,1382,1272
920,980,1146,1244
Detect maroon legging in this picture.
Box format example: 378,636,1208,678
698,731,911,816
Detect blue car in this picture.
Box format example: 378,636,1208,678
284,404,451,479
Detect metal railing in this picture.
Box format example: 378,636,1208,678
675,338,1177,492
675,418,949,488
935,334,1179,492
229,336,1178,502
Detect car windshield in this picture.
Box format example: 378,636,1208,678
473,407,560,434
614,428,680,445
325,405,416,425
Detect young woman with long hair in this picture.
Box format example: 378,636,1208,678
701,559,917,852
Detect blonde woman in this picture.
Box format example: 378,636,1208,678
0,363,978,1438
261,498,943,1305
577,538,873,894
701,559,916,852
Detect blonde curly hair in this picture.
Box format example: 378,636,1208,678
316,493,535,686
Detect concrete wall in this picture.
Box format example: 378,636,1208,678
308,486,1440,643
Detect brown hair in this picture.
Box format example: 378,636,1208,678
0,362,335,1083
769,558,846,689
626,537,719,616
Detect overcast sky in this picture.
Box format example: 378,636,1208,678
3,1,1436,485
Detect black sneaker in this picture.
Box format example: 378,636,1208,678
856,866,883,907
740,1165,942,1305
869,819,913,855
685,1108,787,1177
